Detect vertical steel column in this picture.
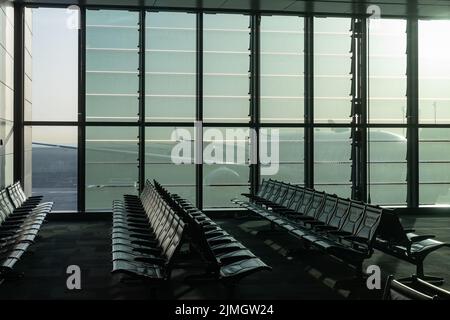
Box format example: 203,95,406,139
406,18,419,208
78,7,86,212
304,16,314,189
138,10,146,193
13,4,25,186
250,14,260,196
196,12,203,209
349,18,367,202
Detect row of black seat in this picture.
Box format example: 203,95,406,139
383,275,450,300
153,180,271,283
111,180,271,285
233,179,449,283
0,182,52,280
112,182,186,281
233,179,382,273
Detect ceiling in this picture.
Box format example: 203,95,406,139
13,0,450,18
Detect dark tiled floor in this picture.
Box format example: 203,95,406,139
0,215,449,300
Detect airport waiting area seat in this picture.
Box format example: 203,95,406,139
0,182,52,280
153,180,271,283
383,275,450,300
233,179,450,282
111,180,271,285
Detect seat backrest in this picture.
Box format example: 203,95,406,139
383,275,435,300
0,189,16,215
315,195,338,224
353,205,383,244
256,179,268,198
338,201,366,235
267,182,283,202
6,184,23,208
286,188,305,211
376,210,409,246
272,184,290,206
280,186,297,208
295,189,314,215
303,191,326,219
326,198,351,229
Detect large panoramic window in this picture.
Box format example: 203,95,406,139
25,126,77,211
145,12,196,122
260,15,304,123
314,17,352,124
86,10,139,122
203,13,250,123
85,126,138,211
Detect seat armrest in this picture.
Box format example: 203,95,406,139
409,235,435,242
404,228,416,233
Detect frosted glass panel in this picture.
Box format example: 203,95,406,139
145,12,196,122
261,16,304,123
314,127,351,197
86,126,138,211
203,127,250,208
203,14,250,123
314,18,352,123
419,128,450,206
369,19,407,124
369,128,407,206
419,20,450,124
260,128,304,184
145,126,195,203
86,10,139,122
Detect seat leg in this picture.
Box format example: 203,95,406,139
398,260,445,285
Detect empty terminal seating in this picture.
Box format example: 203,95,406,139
0,182,52,280
111,180,271,285
153,180,271,283
234,179,450,281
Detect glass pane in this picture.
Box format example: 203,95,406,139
260,16,304,123
28,8,78,121
145,126,195,203
86,126,138,211
260,128,304,184
203,14,250,123
24,126,77,211
419,128,450,206
314,18,352,123
203,127,250,208
368,19,407,124
369,128,407,206
419,21,450,124
314,127,351,197
0,4,14,187
145,12,196,122
86,10,139,122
